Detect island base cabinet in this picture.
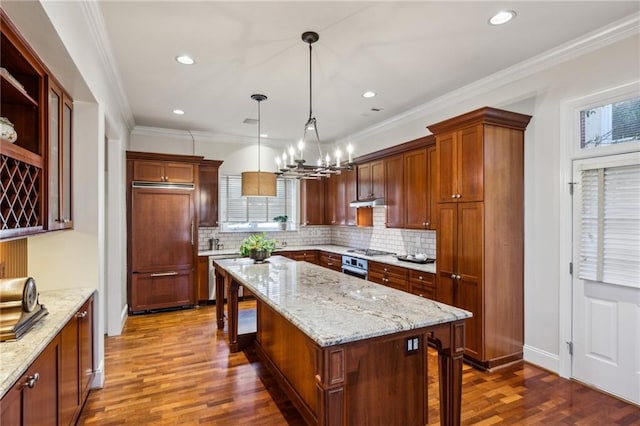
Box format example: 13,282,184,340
130,270,194,312
255,300,433,426
1,335,60,426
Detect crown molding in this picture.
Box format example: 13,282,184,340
131,126,293,149
80,0,135,131
347,12,640,142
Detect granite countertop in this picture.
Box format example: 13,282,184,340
0,288,95,398
214,256,470,347
201,244,436,274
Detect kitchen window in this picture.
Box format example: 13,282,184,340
218,175,297,231
580,95,640,150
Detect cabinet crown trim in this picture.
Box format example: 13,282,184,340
426,106,532,134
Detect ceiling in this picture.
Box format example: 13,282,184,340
98,1,638,147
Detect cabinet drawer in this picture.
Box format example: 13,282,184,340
409,271,435,299
368,262,408,291
319,252,341,271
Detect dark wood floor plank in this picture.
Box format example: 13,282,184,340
78,302,639,425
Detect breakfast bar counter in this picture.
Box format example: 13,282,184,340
214,256,471,425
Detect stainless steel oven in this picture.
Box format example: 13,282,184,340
342,255,368,279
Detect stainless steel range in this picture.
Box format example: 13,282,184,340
341,255,368,279
341,248,396,279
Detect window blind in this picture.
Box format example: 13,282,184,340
219,175,296,224
579,164,640,288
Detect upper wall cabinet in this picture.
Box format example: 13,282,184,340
1,11,47,239
47,80,73,230
357,159,385,200
132,159,195,183
300,178,325,226
198,159,223,227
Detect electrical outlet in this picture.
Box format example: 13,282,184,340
406,336,419,354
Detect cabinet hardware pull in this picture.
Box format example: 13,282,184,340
191,221,194,245
456,194,461,198
456,274,461,280
451,274,456,279
23,373,40,389
451,194,456,198
419,276,423,280
425,222,429,227
150,271,178,277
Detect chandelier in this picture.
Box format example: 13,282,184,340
275,31,354,180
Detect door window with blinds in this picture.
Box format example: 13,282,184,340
218,176,297,231
578,157,640,288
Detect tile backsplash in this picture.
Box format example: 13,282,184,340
199,207,436,258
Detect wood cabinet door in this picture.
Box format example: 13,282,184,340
197,255,209,301
426,145,437,230
435,203,456,306
300,178,325,225
131,188,195,272
59,313,80,426
457,125,483,202
456,202,484,358
1,378,23,425
370,159,385,199
333,172,347,225
24,336,59,426
164,162,194,183
79,297,94,402
385,154,404,228
357,162,371,200
436,131,457,203
319,252,341,271
324,175,338,225
404,148,428,229
132,160,165,182
130,270,194,311
344,169,357,226
198,164,219,227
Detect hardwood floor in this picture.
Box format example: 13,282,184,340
79,302,639,425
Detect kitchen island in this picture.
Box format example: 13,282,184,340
214,256,470,425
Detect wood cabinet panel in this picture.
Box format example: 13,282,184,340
198,161,222,227
24,335,59,426
384,154,404,228
300,178,325,225
357,159,384,200
60,296,94,425
130,270,194,312
368,261,408,292
281,250,319,264
426,145,438,230
324,174,338,225
404,148,428,229
458,125,483,202
344,169,357,226
197,255,209,301
437,131,457,203
132,160,194,183
130,188,195,272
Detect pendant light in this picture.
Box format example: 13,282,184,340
242,94,277,196
275,31,354,179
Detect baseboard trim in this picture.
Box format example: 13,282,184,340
92,359,105,389
119,303,128,332
523,344,560,374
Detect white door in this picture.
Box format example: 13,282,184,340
572,152,640,405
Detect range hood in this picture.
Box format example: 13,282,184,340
349,197,385,208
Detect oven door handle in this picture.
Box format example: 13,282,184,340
341,264,368,278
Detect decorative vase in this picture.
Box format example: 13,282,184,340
0,117,17,143
250,249,270,263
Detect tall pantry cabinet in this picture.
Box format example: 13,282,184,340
427,107,531,370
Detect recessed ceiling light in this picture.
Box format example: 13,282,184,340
173,109,185,115
260,133,268,138
489,10,516,25
175,55,195,65
362,91,376,98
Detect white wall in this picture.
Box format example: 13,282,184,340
131,26,639,373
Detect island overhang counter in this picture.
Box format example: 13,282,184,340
214,256,471,426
